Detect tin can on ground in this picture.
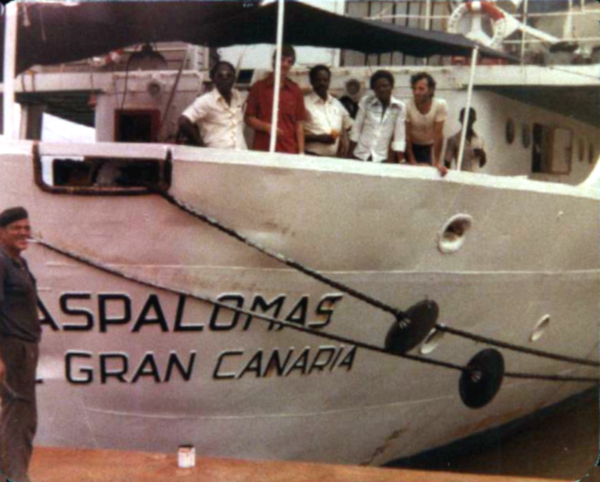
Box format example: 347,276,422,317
178,445,196,468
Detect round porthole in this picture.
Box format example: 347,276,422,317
438,214,473,254
420,328,445,355
521,124,531,148
530,315,550,342
505,119,515,145
579,138,585,162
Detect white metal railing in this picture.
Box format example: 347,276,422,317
504,37,600,44
369,9,598,21
361,2,599,65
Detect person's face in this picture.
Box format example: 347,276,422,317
373,77,393,104
412,78,434,104
213,65,236,95
274,55,295,78
311,70,330,98
460,111,477,128
0,218,31,254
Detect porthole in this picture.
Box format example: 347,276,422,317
505,119,515,145
530,315,550,342
578,138,585,162
521,123,531,148
438,214,473,254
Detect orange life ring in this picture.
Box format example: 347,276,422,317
448,1,508,49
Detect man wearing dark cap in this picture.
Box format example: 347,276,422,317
0,207,40,482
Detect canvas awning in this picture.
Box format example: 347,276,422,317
199,1,512,59
1,0,513,80
0,1,258,79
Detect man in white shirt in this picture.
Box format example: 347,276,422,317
304,65,353,157
349,70,406,163
178,61,247,150
445,107,487,172
406,72,448,176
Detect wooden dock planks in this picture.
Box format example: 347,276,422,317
28,447,572,482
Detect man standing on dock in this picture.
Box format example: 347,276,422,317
0,207,40,482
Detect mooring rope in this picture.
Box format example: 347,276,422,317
505,372,597,383
158,189,600,370
437,325,600,368
34,238,463,373
34,237,598,384
158,191,404,319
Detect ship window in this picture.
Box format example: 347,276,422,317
578,138,585,162
34,147,172,195
521,123,531,149
532,124,572,175
505,119,515,144
115,109,160,143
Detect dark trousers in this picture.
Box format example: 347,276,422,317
0,336,39,482
411,143,433,164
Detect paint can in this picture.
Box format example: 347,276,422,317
178,445,196,468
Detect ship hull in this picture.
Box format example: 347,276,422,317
1,141,598,465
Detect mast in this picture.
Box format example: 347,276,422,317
521,0,529,61
269,0,285,154
457,47,479,172
3,1,18,140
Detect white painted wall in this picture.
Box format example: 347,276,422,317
443,90,598,181
42,114,95,143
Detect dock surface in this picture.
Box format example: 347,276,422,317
28,447,572,482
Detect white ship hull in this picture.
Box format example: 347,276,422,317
1,141,597,464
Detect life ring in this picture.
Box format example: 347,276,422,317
447,1,508,49
88,49,124,68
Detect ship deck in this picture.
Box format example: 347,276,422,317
30,447,572,482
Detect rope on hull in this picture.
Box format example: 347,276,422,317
34,237,598,385
157,189,600,370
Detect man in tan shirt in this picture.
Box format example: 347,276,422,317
406,72,448,176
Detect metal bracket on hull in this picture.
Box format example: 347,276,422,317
32,142,172,196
